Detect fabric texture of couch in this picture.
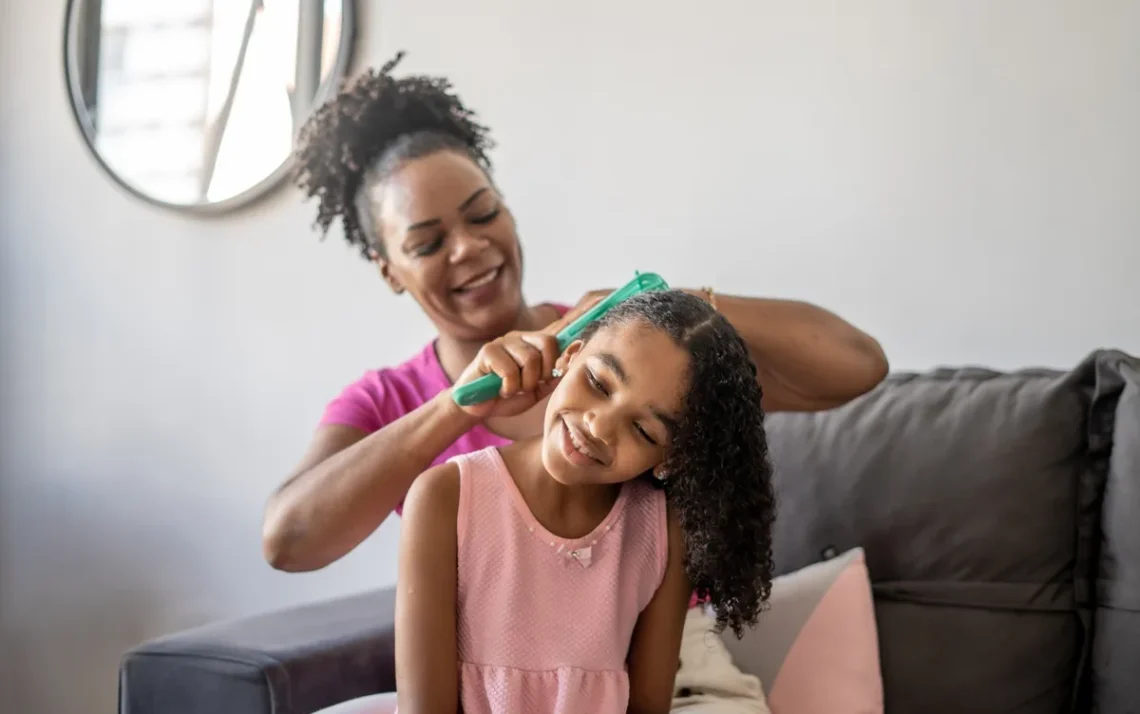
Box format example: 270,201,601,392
118,349,1140,714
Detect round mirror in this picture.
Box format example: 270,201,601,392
64,0,355,213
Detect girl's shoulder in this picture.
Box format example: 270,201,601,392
402,459,462,525
447,444,514,478
624,478,667,510
406,447,510,552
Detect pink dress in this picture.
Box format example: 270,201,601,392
450,447,668,714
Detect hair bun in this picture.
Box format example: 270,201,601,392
292,51,494,260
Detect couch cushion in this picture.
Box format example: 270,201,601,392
1087,350,1140,713
762,358,1104,714
718,547,883,714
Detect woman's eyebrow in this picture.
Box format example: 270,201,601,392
400,188,490,245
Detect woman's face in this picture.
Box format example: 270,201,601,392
373,150,525,341
541,322,691,487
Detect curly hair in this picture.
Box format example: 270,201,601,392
581,290,776,638
292,51,495,260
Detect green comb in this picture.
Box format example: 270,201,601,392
451,271,671,407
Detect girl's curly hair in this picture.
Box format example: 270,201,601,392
581,290,776,638
292,51,494,260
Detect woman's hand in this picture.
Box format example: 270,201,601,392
556,287,710,333
452,329,564,420
450,287,618,421
557,289,611,330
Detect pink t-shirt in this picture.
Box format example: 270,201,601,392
319,342,509,515
319,306,569,514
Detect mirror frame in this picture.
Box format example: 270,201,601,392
62,0,356,215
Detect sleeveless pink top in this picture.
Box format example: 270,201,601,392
452,447,668,714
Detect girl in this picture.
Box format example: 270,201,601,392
396,289,775,714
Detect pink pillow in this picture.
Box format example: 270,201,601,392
715,547,883,713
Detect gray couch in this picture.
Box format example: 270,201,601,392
119,349,1139,714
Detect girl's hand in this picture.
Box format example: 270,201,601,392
452,330,564,419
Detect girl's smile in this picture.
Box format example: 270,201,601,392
557,415,609,466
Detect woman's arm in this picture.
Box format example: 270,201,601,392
262,390,478,572
263,321,564,572
395,463,461,714
571,288,887,412
706,293,889,412
626,508,691,714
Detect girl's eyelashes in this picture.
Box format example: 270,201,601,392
586,368,609,396
635,424,658,445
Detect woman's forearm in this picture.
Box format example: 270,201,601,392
262,389,479,572
698,292,889,411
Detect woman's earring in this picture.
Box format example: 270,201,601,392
551,368,563,379
654,471,668,482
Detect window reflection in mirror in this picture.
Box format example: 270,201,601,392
66,0,352,211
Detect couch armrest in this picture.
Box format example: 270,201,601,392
119,588,396,714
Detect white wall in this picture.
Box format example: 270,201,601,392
2,0,1137,711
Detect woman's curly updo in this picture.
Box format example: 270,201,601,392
292,51,494,260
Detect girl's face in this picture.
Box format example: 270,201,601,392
541,321,691,486
372,151,526,341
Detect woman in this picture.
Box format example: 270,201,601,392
264,52,888,712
